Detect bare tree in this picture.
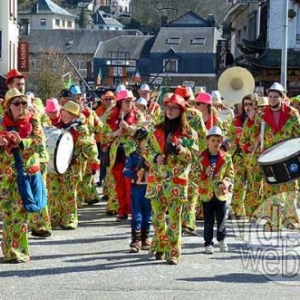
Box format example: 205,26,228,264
27,51,70,100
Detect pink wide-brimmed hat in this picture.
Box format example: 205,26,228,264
116,89,136,102
45,98,61,113
195,92,212,105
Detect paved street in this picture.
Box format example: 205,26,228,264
1,188,300,300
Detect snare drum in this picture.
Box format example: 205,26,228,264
43,127,74,174
258,138,300,185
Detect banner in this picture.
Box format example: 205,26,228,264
216,40,229,74
18,41,29,72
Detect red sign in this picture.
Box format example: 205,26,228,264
18,42,29,72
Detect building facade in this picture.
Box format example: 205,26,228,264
0,0,19,76
224,0,300,95
18,0,77,30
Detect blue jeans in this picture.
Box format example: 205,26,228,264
130,185,152,232
203,196,227,246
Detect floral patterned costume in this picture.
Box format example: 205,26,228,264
77,107,103,205
0,112,44,262
101,106,145,217
227,115,247,217
144,123,198,262
47,120,99,229
243,104,300,230
182,107,207,231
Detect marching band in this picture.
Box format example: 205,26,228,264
1,67,300,265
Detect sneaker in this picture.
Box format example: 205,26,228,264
129,240,141,253
141,239,151,251
205,245,214,254
219,241,228,252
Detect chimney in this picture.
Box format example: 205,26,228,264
207,14,216,27
161,16,168,27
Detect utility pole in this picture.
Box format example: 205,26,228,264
280,0,289,89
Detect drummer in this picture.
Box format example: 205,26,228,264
47,101,100,229
243,82,300,231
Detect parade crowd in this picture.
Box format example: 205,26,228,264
1,69,300,265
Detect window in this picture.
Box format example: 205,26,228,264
76,61,86,70
190,38,206,45
166,37,181,45
67,21,72,28
55,19,60,27
40,18,46,26
20,18,29,26
163,59,178,73
62,20,65,27
31,59,40,70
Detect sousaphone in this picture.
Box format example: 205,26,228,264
218,67,255,106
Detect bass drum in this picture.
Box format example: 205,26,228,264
258,138,300,185
43,127,74,174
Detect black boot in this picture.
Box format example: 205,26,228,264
141,229,151,251
129,231,142,253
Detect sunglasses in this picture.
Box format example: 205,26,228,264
104,98,113,101
195,103,205,106
11,101,27,107
244,102,253,107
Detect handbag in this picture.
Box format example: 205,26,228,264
12,148,47,213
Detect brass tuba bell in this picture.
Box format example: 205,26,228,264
218,67,255,106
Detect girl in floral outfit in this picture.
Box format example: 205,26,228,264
144,93,198,265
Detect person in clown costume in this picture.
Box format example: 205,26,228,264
227,93,258,220
101,89,145,222
194,126,234,254
166,91,207,236
240,96,268,221
0,88,46,263
193,92,224,221
144,93,198,265
46,101,100,229
69,85,102,206
243,82,300,231
5,69,51,238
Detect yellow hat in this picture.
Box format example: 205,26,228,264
4,88,27,108
62,101,80,116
